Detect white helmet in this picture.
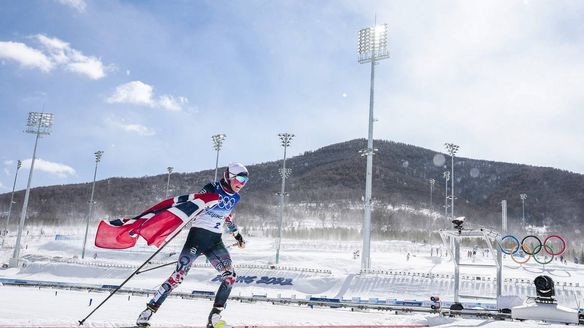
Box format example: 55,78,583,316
224,162,249,183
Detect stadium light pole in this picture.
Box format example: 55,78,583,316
10,112,54,267
429,178,435,210
165,167,174,198
520,193,527,231
2,160,22,248
82,150,104,259
212,134,226,182
444,143,459,219
275,133,293,265
357,22,389,271
443,171,450,219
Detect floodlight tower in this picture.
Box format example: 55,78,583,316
429,179,435,210
212,134,226,182
443,171,450,219
275,133,293,264
357,22,389,271
444,143,460,219
1,160,22,247
165,167,174,198
82,150,104,259
10,112,54,267
520,193,527,230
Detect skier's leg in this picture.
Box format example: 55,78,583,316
150,234,202,308
206,243,235,328
208,244,235,308
137,228,202,326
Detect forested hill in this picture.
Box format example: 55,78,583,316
1,139,583,239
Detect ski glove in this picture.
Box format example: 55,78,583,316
234,232,245,248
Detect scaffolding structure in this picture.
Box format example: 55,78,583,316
439,227,502,306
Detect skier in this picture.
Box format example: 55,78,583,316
136,163,249,328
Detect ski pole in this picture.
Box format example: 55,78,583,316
136,261,177,275
137,241,240,275
78,216,196,326
227,242,237,249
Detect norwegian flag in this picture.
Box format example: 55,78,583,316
94,193,220,249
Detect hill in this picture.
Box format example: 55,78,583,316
1,139,583,243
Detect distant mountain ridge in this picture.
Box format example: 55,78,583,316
1,139,583,240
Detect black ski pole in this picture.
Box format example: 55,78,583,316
136,261,177,275
78,217,195,326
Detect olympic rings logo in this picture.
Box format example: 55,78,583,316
498,235,567,265
217,196,236,210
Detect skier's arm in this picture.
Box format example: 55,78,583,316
225,214,245,248
224,213,238,233
199,182,216,194
137,193,197,217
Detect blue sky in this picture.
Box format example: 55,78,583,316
1,0,583,193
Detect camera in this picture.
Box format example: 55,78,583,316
534,275,555,302
452,216,465,229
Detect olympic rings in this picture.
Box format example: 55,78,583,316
497,234,567,265
499,235,519,255
520,235,541,255
532,244,554,265
543,235,566,256
510,243,531,265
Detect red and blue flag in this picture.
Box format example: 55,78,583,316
94,193,220,249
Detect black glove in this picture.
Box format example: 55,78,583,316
234,232,245,248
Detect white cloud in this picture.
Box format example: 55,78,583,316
65,58,105,79
0,41,53,72
55,0,87,12
106,117,156,136
106,81,187,111
4,160,15,166
119,123,156,136
0,35,106,79
21,158,76,178
107,81,153,105
35,34,105,79
158,95,188,112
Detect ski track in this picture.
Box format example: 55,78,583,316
0,229,582,327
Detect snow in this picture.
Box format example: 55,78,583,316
0,227,582,327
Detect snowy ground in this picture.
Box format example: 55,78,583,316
0,226,582,327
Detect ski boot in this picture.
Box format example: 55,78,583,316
430,296,441,310
207,307,232,328
136,304,158,327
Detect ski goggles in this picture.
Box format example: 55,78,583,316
232,175,249,184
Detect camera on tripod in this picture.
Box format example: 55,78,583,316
451,216,465,230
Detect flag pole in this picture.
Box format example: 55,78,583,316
79,215,197,325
